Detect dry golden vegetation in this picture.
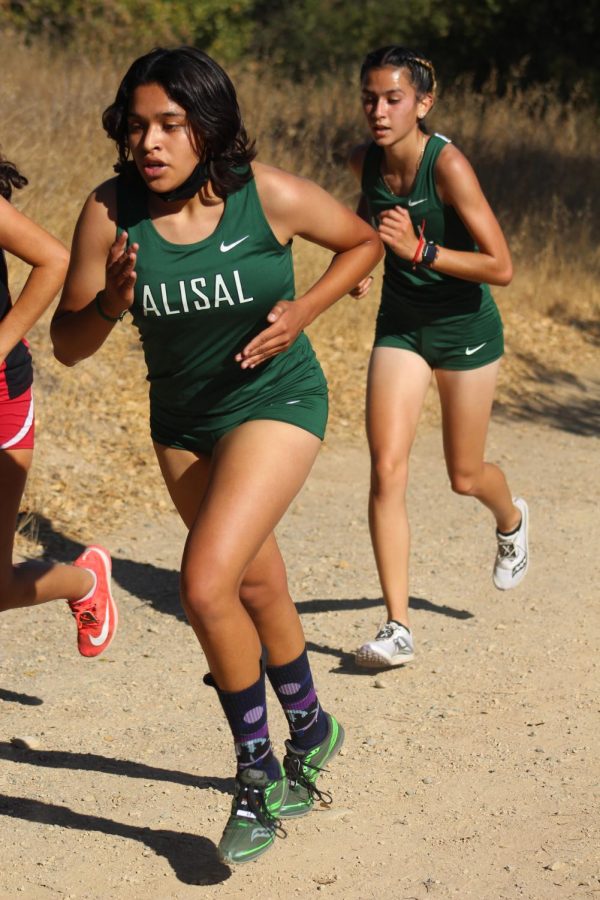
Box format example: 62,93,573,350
2,36,598,546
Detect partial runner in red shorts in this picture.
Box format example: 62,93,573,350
0,152,117,657
0,386,34,450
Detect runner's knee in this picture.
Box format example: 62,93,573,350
370,454,409,497
180,563,239,623
448,467,480,496
239,567,289,615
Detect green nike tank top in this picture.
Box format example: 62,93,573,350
362,133,493,310
116,171,326,418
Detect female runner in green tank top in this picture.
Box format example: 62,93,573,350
51,47,382,865
348,47,530,669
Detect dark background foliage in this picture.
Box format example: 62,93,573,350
2,0,598,98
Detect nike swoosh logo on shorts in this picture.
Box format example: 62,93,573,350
465,343,487,355
408,198,427,207
286,400,301,405
220,235,250,252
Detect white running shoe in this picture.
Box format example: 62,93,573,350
355,621,414,668
493,497,529,590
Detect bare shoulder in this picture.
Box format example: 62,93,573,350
250,160,375,248
74,177,119,250
0,194,41,234
0,195,27,239
0,194,13,217
0,195,68,265
252,160,315,206
251,160,334,227
81,177,119,224
435,142,479,188
348,142,370,179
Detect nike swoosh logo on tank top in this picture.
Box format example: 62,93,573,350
220,236,250,252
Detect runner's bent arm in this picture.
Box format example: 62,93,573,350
50,181,136,366
346,145,376,300
238,164,383,368
378,144,512,286
348,145,372,226
0,197,69,364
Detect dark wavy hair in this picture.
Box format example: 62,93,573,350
360,46,437,99
102,46,256,199
0,153,28,201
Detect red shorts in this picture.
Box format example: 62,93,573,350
0,387,35,450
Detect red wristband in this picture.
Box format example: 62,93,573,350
411,219,426,269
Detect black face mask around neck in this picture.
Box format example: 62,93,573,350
153,161,209,202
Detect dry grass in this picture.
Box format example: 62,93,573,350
2,36,598,549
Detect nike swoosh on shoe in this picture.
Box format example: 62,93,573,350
89,601,111,646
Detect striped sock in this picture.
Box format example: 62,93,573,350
267,648,328,750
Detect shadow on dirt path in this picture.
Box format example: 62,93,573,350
0,742,232,793
495,357,600,436
0,792,231,885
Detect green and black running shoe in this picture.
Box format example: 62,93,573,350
279,713,345,818
217,765,287,865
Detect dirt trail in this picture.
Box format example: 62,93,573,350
1,374,598,899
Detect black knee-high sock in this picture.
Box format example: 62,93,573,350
205,671,281,781
266,648,328,750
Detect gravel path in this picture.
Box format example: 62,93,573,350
1,381,598,899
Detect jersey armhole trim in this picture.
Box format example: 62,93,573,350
246,174,295,255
